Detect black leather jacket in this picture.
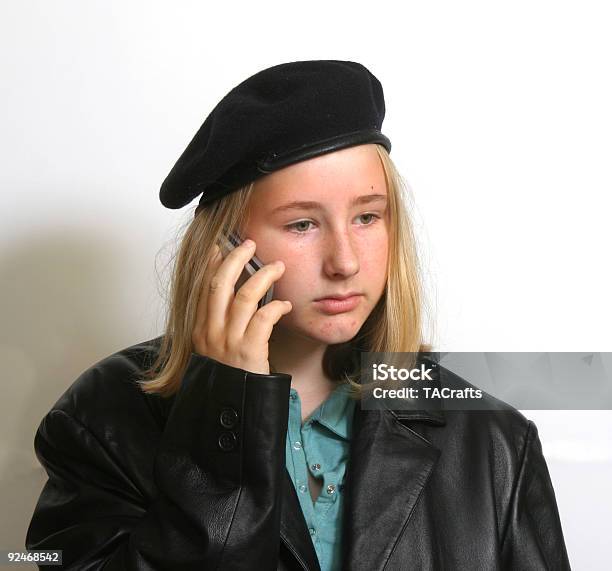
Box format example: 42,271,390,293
25,337,571,570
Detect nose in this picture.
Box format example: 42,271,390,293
322,228,360,278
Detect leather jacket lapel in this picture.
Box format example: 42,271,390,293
342,405,442,571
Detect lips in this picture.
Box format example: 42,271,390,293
314,292,362,301
313,294,362,315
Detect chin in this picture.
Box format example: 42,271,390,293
283,312,365,345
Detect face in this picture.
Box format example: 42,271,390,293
240,143,390,346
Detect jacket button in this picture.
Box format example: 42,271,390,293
217,431,237,452
219,407,239,429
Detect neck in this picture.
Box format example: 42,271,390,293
269,326,336,420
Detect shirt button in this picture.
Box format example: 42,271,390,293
327,484,336,495
309,527,316,536
311,463,321,471
299,484,307,493
293,441,302,450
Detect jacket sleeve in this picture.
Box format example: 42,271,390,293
501,420,571,570
25,352,292,570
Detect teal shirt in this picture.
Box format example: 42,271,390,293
285,383,356,571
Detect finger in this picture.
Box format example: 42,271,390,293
242,299,293,348
206,239,258,338
194,244,223,333
225,260,286,343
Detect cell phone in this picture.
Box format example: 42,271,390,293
218,231,274,310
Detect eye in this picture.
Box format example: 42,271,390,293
357,213,381,225
286,220,315,233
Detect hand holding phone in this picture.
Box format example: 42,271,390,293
191,233,292,375
218,232,274,309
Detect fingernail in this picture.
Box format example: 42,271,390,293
243,239,255,248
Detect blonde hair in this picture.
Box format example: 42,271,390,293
137,144,432,399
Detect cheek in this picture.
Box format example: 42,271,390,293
271,254,318,301
360,235,389,278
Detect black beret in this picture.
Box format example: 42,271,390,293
159,59,391,210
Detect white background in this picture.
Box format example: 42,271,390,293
1,0,611,568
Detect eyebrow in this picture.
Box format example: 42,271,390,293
270,194,388,214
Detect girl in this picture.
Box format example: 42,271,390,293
25,60,570,570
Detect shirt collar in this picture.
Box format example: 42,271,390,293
297,382,356,440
